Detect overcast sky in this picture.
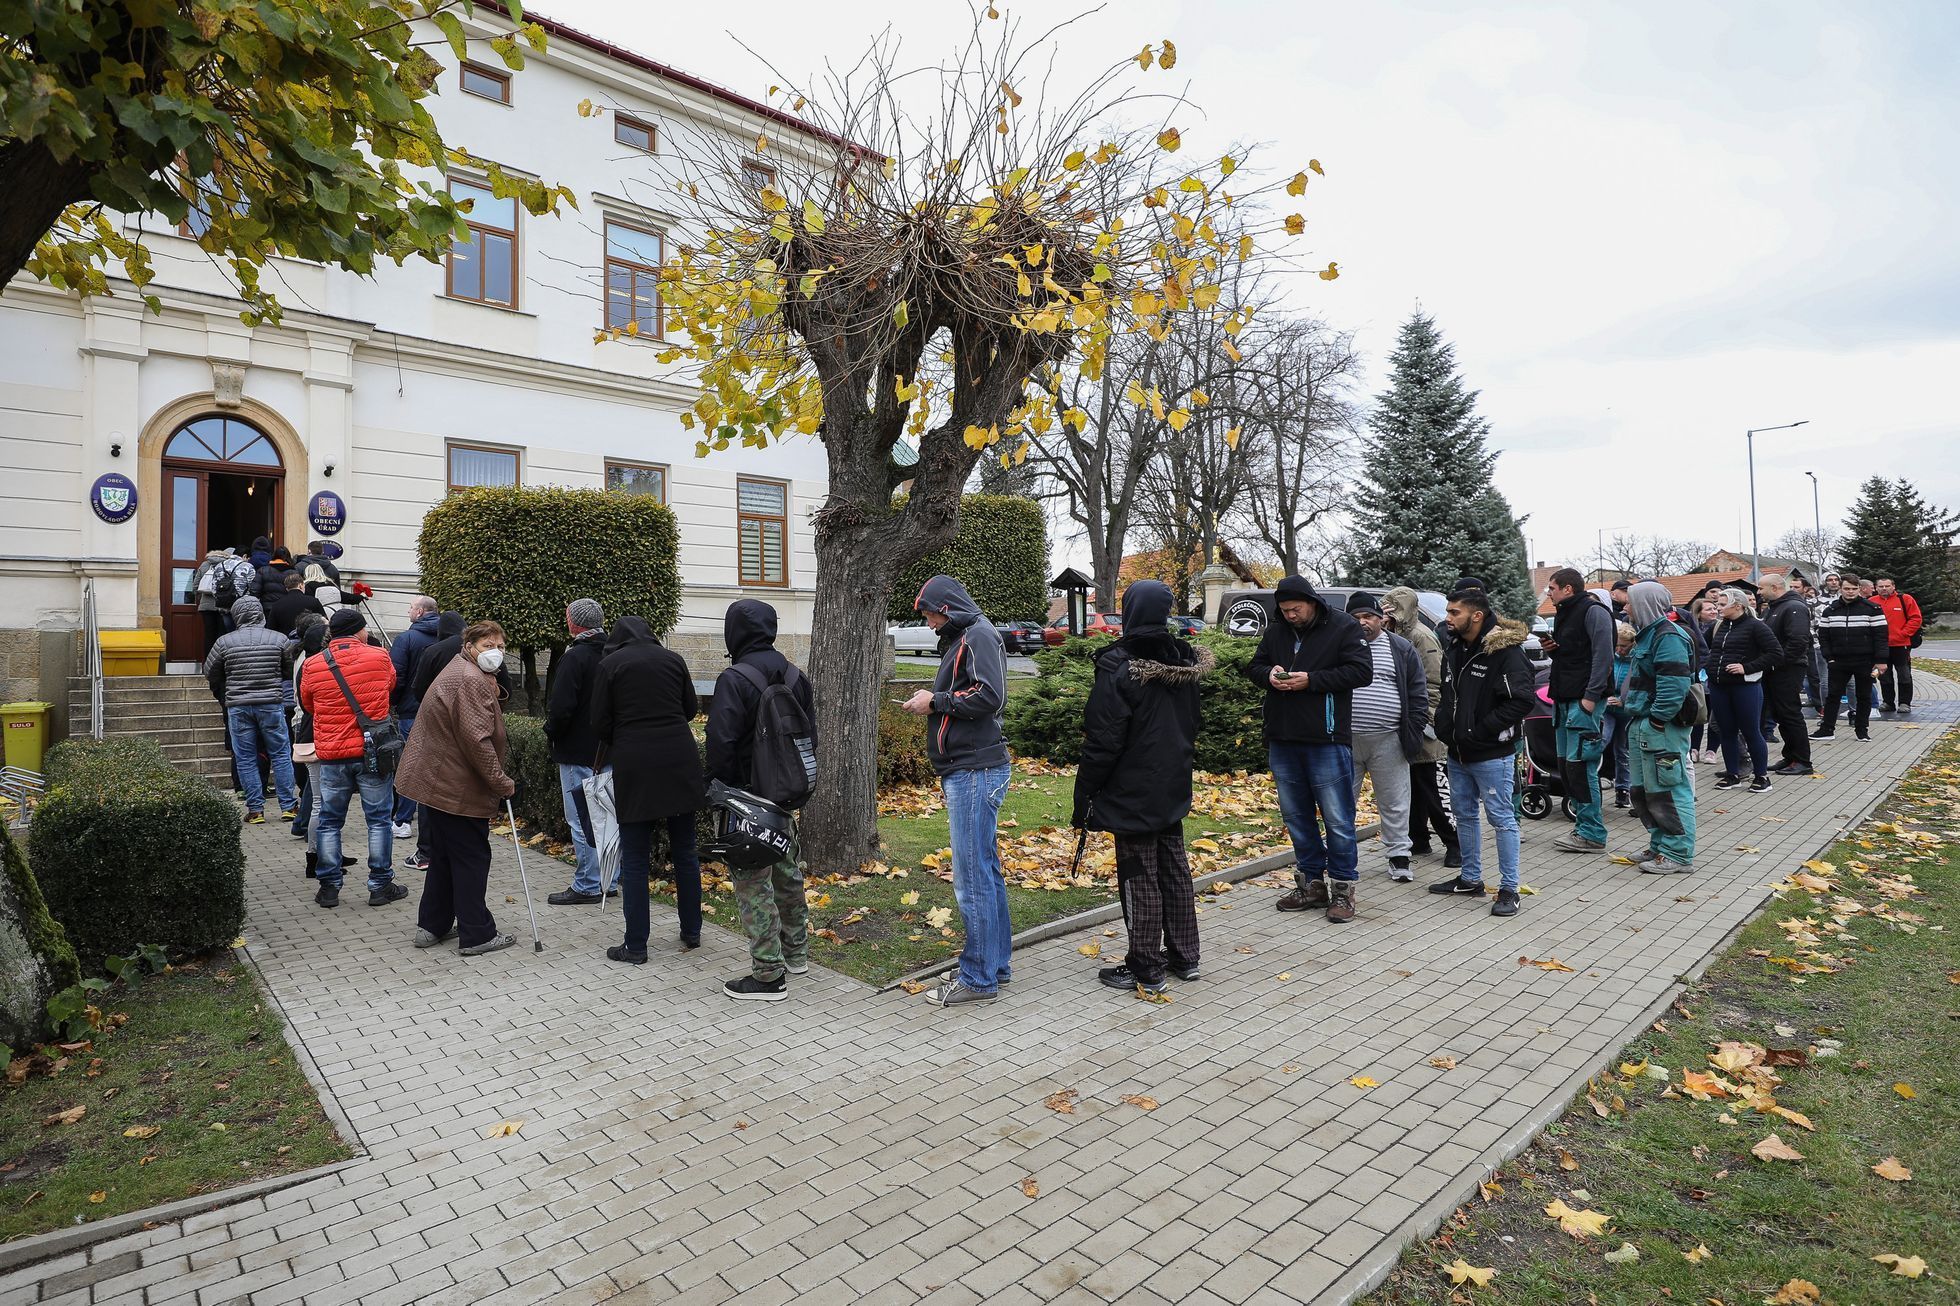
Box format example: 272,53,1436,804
544,0,1960,571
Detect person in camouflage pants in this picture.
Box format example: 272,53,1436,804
705,600,816,1001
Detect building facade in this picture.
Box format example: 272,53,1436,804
0,10,830,710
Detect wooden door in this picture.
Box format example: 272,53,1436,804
162,470,208,662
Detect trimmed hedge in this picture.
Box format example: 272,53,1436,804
29,742,245,972
503,715,570,844
879,681,937,790
44,736,165,788
888,494,1048,623
417,486,682,650
1005,632,1267,774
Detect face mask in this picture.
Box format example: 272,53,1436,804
475,648,505,673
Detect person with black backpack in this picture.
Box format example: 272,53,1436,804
705,600,817,1001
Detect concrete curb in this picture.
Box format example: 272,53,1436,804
1315,715,1959,1304
878,821,1383,993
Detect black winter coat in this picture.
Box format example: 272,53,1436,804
589,617,705,823
1761,592,1813,669
1815,596,1890,668
1704,613,1784,684
1072,632,1210,834
1435,619,1536,764
705,600,814,788
543,630,607,766
1243,584,1374,746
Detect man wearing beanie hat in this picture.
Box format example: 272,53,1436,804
299,604,402,908
1245,576,1375,922
204,595,300,824
546,598,614,906
1344,591,1430,882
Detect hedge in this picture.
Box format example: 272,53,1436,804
879,681,937,790
29,741,245,972
43,735,165,788
417,486,682,652
1005,632,1267,774
889,494,1048,623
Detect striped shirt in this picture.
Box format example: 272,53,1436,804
1351,634,1401,733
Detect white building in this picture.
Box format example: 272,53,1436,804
0,8,833,712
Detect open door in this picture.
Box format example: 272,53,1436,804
159,415,283,665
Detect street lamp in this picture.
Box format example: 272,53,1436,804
1747,421,1808,580
1804,471,1823,580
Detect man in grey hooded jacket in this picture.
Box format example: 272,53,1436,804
902,575,1011,1008
205,595,298,822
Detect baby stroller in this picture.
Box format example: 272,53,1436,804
1516,681,1571,821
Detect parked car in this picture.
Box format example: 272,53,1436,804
1042,612,1123,646
1169,615,1206,637
887,619,941,656
996,621,1045,655
1215,585,1546,665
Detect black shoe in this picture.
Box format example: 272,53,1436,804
1387,856,1412,883
1429,876,1486,895
1443,845,1463,870
1771,762,1814,776
342,855,356,867
1809,729,1836,741
723,974,788,1001
680,935,701,951
402,852,430,872
1169,962,1201,982
1749,775,1773,793
1855,732,1872,742
548,888,605,906
1098,964,1137,990
290,825,309,840
1713,774,1742,790
1490,888,1520,917
369,881,408,907
1877,704,1895,714
1408,841,1432,857
606,945,648,965
1614,790,1631,808
304,851,318,880
314,883,339,908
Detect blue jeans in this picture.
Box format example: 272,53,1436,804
558,763,600,895
1447,755,1520,891
1268,741,1358,885
1604,714,1631,791
226,704,296,814
315,759,395,891
391,716,417,825
944,763,1013,993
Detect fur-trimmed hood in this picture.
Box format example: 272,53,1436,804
1130,645,1216,686
1478,618,1529,652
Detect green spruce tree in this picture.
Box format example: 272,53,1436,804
1346,313,1533,617
1838,477,1958,611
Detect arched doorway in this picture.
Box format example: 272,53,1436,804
160,414,285,662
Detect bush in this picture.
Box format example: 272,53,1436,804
502,715,568,843
29,744,245,972
43,736,164,788
1005,632,1268,774
417,486,682,650
889,494,1048,623
879,682,938,790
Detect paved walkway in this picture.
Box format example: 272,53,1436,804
9,674,1956,1306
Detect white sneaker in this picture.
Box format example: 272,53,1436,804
391,821,413,839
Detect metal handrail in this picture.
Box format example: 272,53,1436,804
83,577,104,740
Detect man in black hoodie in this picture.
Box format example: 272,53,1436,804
1758,574,1813,775
902,575,1011,1008
1072,581,1211,997
706,599,815,1001
545,598,613,906
1245,575,1375,923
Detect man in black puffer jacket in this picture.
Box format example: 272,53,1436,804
1812,573,1889,742
1245,575,1374,923
1072,581,1212,997
1758,574,1813,775
205,596,298,823
545,598,613,905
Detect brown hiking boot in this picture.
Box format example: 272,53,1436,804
1278,879,1330,911
1326,880,1357,923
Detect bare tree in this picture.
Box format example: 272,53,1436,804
1594,532,1716,578
1231,316,1361,575
1772,524,1841,576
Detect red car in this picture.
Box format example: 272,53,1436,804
1042,612,1122,646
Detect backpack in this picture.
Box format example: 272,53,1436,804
733,662,818,809
214,560,243,610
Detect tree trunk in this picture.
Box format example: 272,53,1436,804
800,516,901,875
0,141,97,294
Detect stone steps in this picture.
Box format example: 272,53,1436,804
65,675,240,784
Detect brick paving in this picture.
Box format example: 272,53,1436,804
7,673,1954,1306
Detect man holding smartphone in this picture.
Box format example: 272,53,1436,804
1246,576,1375,923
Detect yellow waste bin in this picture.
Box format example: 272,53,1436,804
99,629,166,676
1,702,52,774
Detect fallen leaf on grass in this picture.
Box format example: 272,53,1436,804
1709,1041,1764,1075
1120,1094,1159,1110
1543,1198,1610,1239
485,1120,524,1138
1519,955,1576,972
1683,1243,1712,1263
1770,1106,1816,1132
1043,1089,1079,1114
1349,1076,1378,1090
1893,1082,1917,1099
1478,1177,1503,1201
1020,1176,1038,1198
88,1190,106,1204
899,890,920,906
42,1106,84,1126
1557,1148,1579,1171
1603,1241,1640,1265
1872,1156,1912,1181
1444,1258,1496,1286
925,907,952,929
1428,1056,1458,1071
1768,1280,1821,1304
209,1123,227,1132
1681,1070,1731,1100
121,1125,159,1139
1750,1132,1804,1162
1872,1253,1926,1279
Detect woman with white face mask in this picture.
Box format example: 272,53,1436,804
394,619,519,955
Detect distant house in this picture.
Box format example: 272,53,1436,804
1701,549,1811,577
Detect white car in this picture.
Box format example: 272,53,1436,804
887,620,941,655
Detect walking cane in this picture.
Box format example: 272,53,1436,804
1068,825,1088,877
505,799,544,952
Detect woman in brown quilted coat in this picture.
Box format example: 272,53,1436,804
396,620,518,956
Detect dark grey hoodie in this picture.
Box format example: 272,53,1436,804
915,575,1009,775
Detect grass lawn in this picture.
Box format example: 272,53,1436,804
1364,686,1960,1306
0,958,352,1245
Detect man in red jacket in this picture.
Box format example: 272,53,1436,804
1873,577,1922,715
298,608,401,909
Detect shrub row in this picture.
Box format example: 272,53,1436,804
1005,632,1267,774
29,740,246,972
888,494,1049,624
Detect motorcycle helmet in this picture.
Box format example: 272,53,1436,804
703,779,795,870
